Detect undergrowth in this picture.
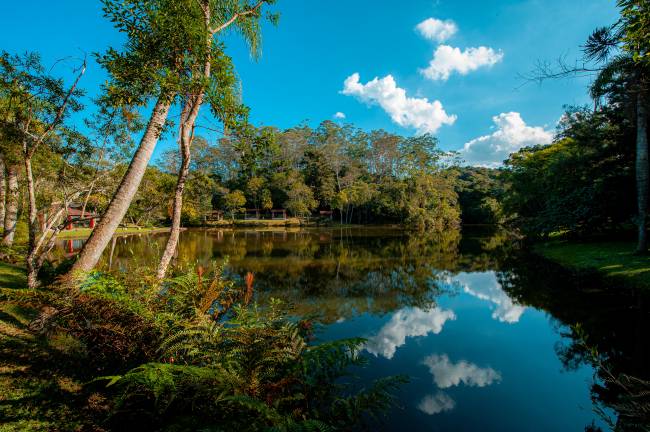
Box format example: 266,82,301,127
7,261,406,431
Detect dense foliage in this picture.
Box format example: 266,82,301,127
160,122,465,230
20,264,407,431
504,106,636,238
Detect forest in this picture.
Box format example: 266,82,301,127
0,0,649,431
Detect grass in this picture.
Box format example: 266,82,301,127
533,240,650,290
206,218,302,227
56,226,172,239
0,262,102,431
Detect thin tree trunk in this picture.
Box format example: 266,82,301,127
0,156,5,227
636,92,649,253
156,3,212,281
156,100,195,280
2,165,19,246
24,155,40,288
80,182,93,220
69,95,173,274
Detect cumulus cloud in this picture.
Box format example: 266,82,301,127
415,18,458,42
421,45,503,81
460,112,553,167
341,73,456,134
452,272,526,323
333,111,346,119
422,354,501,388
417,392,456,415
364,307,456,359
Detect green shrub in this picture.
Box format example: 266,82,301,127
67,265,409,431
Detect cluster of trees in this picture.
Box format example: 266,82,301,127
0,0,279,286
6,0,646,291
160,122,471,230
504,0,650,252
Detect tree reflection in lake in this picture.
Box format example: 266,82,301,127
499,255,650,431
53,227,649,430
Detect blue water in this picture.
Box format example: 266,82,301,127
321,271,601,431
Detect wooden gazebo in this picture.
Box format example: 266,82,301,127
244,209,261,220
65,207,100,230
204,210,224,222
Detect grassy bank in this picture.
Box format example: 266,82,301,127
533,240,650,290
56,226,173,240
206,218,302,227
0,262,99,431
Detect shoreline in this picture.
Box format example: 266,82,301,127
55,227,178,240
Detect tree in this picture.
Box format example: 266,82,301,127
71,0,276,276
0,51,86,287
284,173,316,217
527,0,650,251
504,107,634,238
224,189,246,219
156,0,276,280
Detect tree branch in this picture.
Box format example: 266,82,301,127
27,56,87,159
210,0,266,35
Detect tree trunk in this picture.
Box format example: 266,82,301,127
0,156,5,227
636,93,649,253
2,165,19,246
69,95,173,274
24,155,39,288
156,95,204,279
157,3,213,280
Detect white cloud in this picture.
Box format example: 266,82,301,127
460,112,553,167
421,45,503,81
452,272,526,324
417,392,456,415
416,18,458,42
422,354,501,388
364,307,456,359
341,73,456,134
333,111,346,119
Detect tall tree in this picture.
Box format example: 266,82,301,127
1,164,18,246
156,0,275,280
528,0,650,251
71,0,275,275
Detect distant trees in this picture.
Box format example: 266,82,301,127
182,121,462,230
224,190,246,220
454,167,505,225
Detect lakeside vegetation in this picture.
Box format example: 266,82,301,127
0,0,649,430
534,240,650,290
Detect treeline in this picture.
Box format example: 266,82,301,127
157,121,505,229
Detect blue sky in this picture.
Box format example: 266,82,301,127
1,0,619,166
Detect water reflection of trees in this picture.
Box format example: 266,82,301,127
499,256,650,431
70,226,515,322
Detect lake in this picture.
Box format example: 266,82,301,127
55,227,650,431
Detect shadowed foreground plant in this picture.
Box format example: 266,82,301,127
42,263,409,431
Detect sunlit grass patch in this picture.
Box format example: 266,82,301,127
534,240,650,289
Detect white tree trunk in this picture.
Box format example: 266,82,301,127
2,164,19,246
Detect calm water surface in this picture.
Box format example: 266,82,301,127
55,227,650,431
